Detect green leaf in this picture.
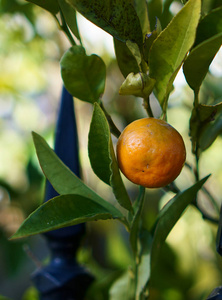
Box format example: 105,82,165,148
67,0,143,49
60,46,106,103
130,186,145,254
195,6,222,46
26,0,59,15
31,131,123,217
133,0,150,37
149,0,201,108
199,112,222,151
109,270,135,300
88,103,132,212
114,39,140,78
183,33,222,93
119,72,156,98
147,0,162,31
11,194,121,239
189,102,222,153
136,228,152,299
58,0,81,41
143,19,162,64
150,175,210,271
88,103,112,185
126,40,142,67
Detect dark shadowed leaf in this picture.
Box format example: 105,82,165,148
183,33,222,93
149,0,201,108
195,6,222,46
147,0,162,31
189,102,222,153
60,46,106,103
114,39,140,78
26,0,59,15
31,132,123,217
11,194,121,239
88,104,132,212
151,176,210,271
199,112,222,151
67,0,143,49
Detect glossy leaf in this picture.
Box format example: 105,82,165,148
32,132,123,217
88,104,132,212
11,194,121,239
58,0,81,41
151,175,210,271
26,0,59,15
60,46,106,103
149,0,201,108
67,0,143,49
183,33,222,93
114,39,140,78
195,6,222,46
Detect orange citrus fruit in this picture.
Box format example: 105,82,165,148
116,118,186,188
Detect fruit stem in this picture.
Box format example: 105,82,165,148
55,10,77,46
100,102,122,138
143,96,154,117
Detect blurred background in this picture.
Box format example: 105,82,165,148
0,1,222,299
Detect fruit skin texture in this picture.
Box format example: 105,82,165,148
116,118,186,188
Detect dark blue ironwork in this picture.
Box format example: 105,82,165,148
31,87,94,300
206,205,222,300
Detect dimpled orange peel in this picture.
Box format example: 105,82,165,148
116,118,186,188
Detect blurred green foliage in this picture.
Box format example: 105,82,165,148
0,0,222,300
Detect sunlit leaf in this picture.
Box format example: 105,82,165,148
60,46,106,103
88,104,132,212
151,175,210,271
149,0,201,108
109,270,135,300
31,132,123,217
11,194,121,239
67,0,143,49
183,33,222,93
26,0,59,15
